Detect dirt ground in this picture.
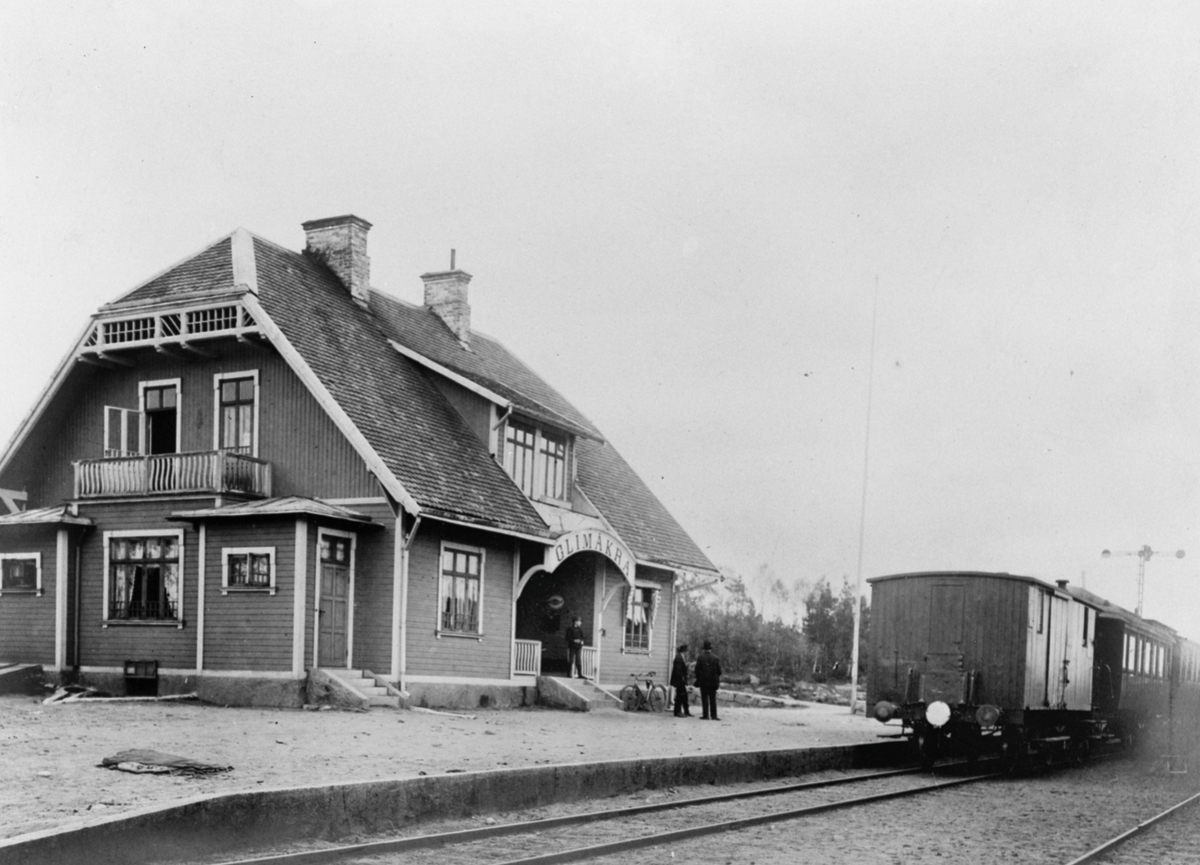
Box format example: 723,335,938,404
0,693,886,841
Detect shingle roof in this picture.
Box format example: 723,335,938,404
370,294,602,440
575,438,714,572
105,237,236,308
249,237,549,537
84,225,716,572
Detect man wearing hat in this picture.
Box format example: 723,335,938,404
670,644,692,717
693,640,722,720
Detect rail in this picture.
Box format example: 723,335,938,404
581,645,597,680
513,639,541,676
75,451,272,498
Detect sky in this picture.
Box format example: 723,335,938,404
1,2,1197,636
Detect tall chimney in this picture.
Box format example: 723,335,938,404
302,215,372,306
421,268,473,344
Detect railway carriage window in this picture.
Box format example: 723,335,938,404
1082,608,1089,647
1124,634,1132,671
1036,590,1046,634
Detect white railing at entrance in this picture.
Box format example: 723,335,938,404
514,639,541,676
581,646,598,680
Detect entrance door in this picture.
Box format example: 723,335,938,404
318,535,351,667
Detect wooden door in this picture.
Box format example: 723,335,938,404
318,536,351,667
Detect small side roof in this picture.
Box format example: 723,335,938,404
0,505,92,527
168,496,379,530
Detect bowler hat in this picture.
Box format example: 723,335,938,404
702,640,712,651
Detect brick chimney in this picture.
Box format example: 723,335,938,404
421,267,473,344
302,215,372,306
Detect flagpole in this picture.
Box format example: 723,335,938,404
850,275,879,714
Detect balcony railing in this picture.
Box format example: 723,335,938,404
75,451,272,499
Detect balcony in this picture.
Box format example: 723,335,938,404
74,451,272,499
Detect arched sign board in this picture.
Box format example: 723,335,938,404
545,528,636,589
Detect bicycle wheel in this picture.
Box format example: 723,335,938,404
648,685,667,713
619,685,639,711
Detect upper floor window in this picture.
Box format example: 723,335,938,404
215,371,258,456
439,545,483,636
505,421,537,496
106,532,182,623
141,380,180,455
501,417,571,503
540,429,567,500
0,553,41,596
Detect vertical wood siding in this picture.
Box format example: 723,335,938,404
1,342,378,507
202,519,296,671
868,574,1031,709
346,503,398,674
428,377,493,448
595,563,673,688
0,526,58,664
75,500,203,670
405,523,515,680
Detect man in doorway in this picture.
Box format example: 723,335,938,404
671,644,692,717
565,616,585,678
694,640,722,720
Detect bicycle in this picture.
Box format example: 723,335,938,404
620,671,668,712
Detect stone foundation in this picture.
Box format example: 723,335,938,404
405,681,537,710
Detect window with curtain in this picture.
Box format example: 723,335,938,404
440,547,482,634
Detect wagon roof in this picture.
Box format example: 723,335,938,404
869,570,1178,638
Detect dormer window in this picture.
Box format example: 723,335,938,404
504,420,537,496
540,429,567,500
501,416,571,504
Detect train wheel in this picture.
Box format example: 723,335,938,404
916,729,939,770
964,728,983,765
1001,729,1027,773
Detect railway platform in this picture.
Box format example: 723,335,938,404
0,692,889,864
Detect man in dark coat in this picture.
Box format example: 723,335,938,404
670,644,692,717
693,640,722,720
565,616,585,678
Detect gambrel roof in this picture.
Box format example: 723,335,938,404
0,223,717,574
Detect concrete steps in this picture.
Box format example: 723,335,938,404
540,676,623,711
326,668,401,708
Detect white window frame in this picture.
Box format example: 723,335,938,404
622,580,659,655
139,378,183,454
436,541,486,640
501,415,573,506
102,529,185,628
221,546,276,595
212,369,260,457
0,552,42,596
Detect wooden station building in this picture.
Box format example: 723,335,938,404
0,215,718,708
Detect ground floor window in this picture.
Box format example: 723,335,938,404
106,532,182,622
624,585,658,652
222,547,275,594
0,553,41,595
439,545,483,635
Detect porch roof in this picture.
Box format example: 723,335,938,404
0,505,92,527
167,496,381,530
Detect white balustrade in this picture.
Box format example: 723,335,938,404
75,451,271,498
513,639,542,677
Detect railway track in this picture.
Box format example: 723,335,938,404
215,764,999,865
1063,787,1200,864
